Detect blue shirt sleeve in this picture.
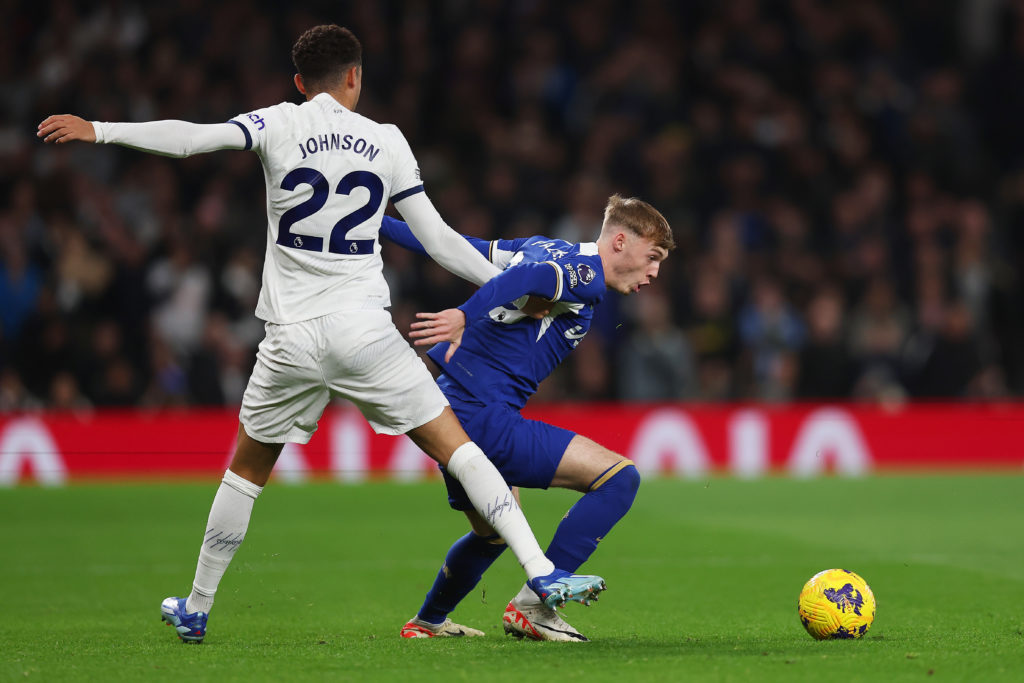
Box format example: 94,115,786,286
378,216,426,254
493,237,532,252
378,216,490,258
458,262,561,320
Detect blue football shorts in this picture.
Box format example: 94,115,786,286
437,374,576,511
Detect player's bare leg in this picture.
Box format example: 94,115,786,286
162,425,283,642
227,424,285,486
549,435,630,492
404,407,475,467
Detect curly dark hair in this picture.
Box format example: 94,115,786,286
291,24,362,88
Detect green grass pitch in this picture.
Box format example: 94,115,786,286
2,474,1022,682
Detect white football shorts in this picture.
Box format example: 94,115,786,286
239,309,448,443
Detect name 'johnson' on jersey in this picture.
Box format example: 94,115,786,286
230,92,424,324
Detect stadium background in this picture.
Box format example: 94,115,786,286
3,5,1024,681
2,0,1024,482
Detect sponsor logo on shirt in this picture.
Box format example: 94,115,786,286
564,324,587,347
246,112,266,130
563,263,579,289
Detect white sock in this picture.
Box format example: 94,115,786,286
185,469,263,613
446,442,555,579
513,582,541,606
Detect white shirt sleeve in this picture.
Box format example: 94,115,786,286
92,120,248,158
395,191,502,286
381,123,422,198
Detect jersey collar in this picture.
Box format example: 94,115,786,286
313,92,350,113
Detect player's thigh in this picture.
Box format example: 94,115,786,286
550,434,628,492
319,310,448,437
239,321,331,445
458,400,574,490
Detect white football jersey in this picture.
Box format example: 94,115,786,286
229,93,423,324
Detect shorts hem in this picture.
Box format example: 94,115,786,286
368,401,447,436
240,420,314,445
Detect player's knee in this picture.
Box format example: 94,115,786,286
614,462,641,504
591,459,640,493
622,462,641,494
589,460,640,511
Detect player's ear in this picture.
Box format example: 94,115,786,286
294,73,306,95
346,65,361,89
614,231,628,252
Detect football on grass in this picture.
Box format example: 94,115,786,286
797,568,876,639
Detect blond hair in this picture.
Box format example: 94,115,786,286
601,194,675,251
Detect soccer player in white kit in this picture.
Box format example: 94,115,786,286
38,24,604,643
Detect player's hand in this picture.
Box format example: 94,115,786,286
410,309,465,363
37,115,96,144
519,295,552,320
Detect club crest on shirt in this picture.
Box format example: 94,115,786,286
577,263,595,285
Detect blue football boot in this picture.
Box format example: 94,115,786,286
527,569,606,609
161,597,208,643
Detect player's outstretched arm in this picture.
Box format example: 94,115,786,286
394,192,501,286
379,216,492,258
37,115,96,144
38,115,247,157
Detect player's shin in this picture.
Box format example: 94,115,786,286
546,462,640,572
185,469,263,613
417,532,507,624
445,442,555,579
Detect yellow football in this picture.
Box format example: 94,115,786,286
797,568,876,639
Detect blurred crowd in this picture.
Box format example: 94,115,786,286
3,0,1024,411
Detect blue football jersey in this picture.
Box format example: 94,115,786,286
379,218,605,409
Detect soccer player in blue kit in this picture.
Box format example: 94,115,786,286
380,194,674,641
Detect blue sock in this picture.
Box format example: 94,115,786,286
417,531,507,624
546,462,640,572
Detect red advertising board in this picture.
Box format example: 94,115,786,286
1,403,1022,485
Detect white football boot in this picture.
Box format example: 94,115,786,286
400,616,486,638
503,598,589,642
